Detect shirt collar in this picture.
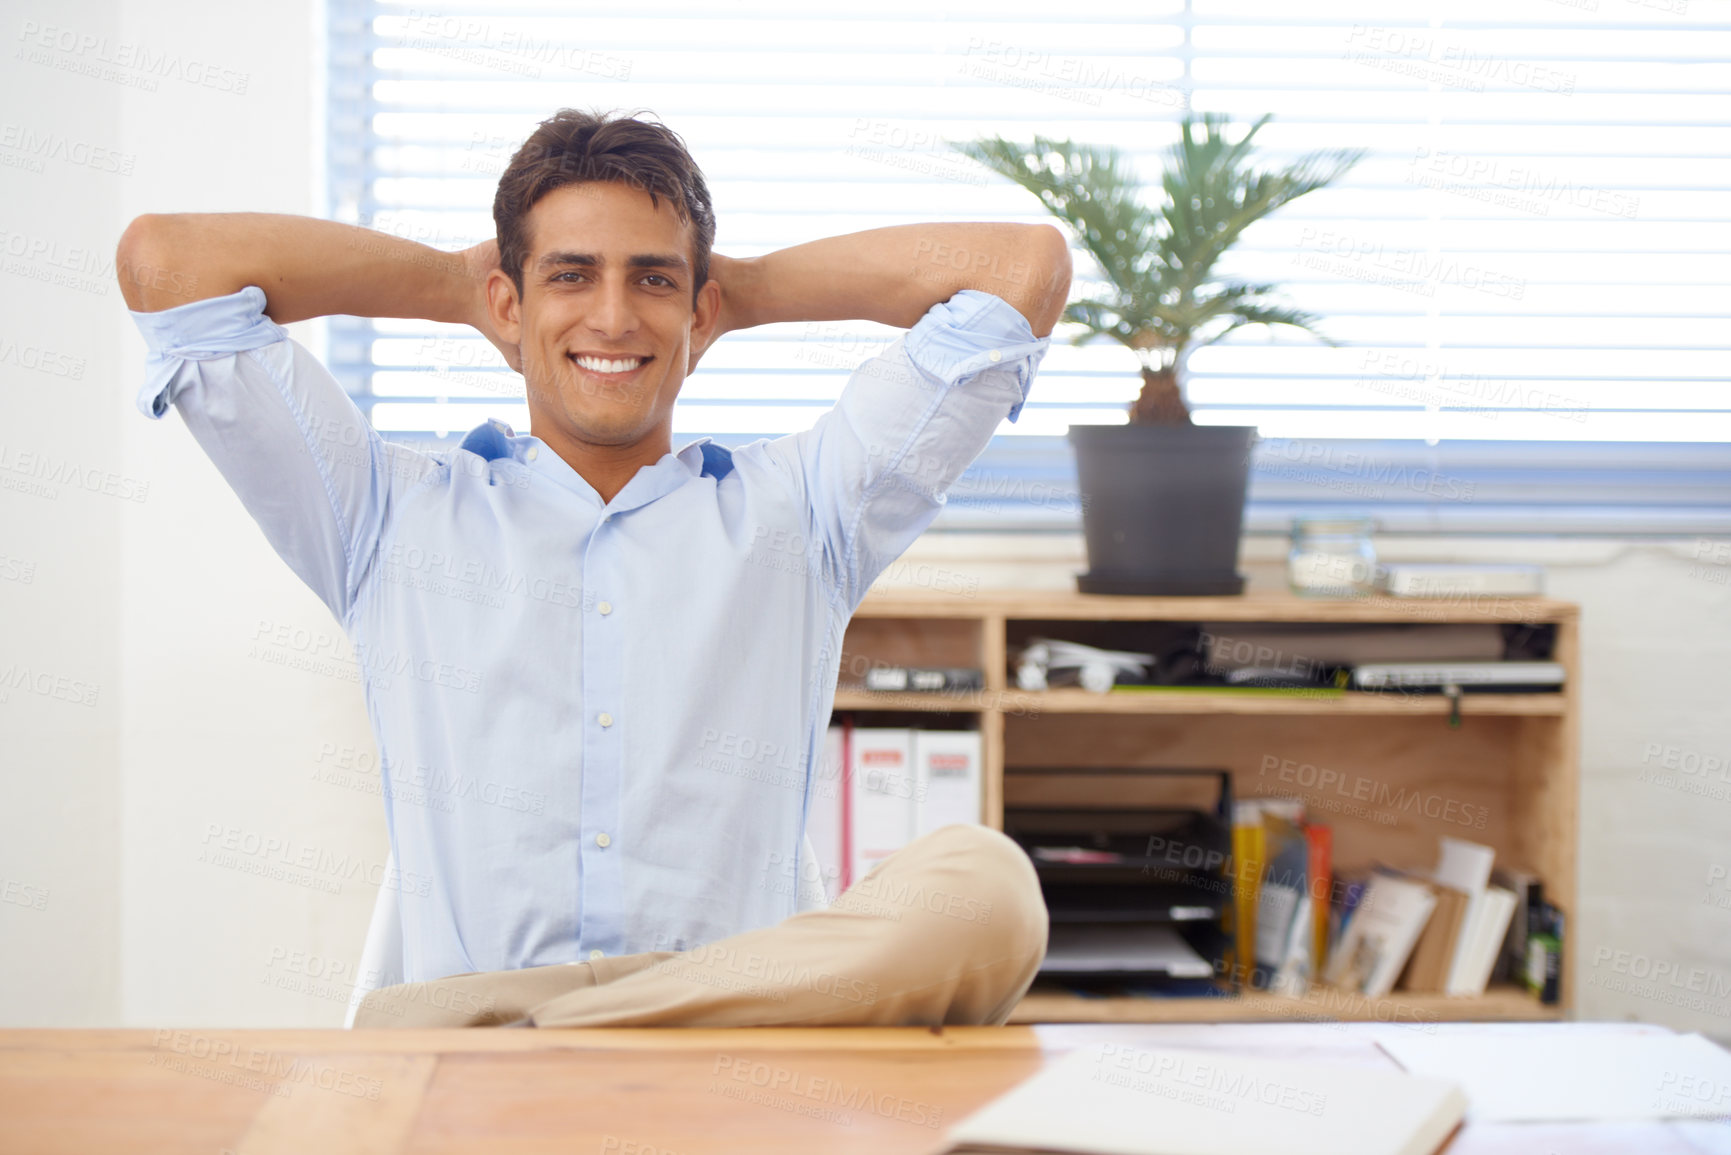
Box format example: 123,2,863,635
455,420,724,512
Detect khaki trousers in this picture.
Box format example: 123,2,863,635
354,823,1049,1029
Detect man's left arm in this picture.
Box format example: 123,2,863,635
705,222,1071,342
720,224,1072,610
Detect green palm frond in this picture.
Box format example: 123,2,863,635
948,136,1163,307
1208,300,1337,348
1061,298,1138,346
951,116,1363,378
1173,281,1329,346
1162,114,1361,302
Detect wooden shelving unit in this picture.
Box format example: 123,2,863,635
837,589,1580,1025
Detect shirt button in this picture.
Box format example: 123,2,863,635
589,949,604,960
597,600,613,615
595,832,611,848
598,712,613,727
988,349,1003,362
526,445,539,461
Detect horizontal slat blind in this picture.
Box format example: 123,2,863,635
327,0,1731,533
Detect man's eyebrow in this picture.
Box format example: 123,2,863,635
535,251,690,273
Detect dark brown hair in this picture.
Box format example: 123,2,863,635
493,107,715,306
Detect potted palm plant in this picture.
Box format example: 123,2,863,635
953,115,1362,594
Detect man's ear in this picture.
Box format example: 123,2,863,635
485,268,522,345
687,275,723,374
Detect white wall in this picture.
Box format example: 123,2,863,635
109,0,393,1031
1,0,1725,1032
0,0,126,1028
1,0,383,1028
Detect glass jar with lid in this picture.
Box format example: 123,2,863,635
1287,516,1377,597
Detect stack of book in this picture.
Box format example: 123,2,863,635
1323,836,1555,1002
1229,800,1557,1004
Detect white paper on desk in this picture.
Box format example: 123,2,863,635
1379,1030,1731,1122
942,1042,1466,1155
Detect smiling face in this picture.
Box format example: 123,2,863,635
487,180,720,454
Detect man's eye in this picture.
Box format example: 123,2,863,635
643,274,675,287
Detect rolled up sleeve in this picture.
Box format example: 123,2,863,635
129,286,435,627
764,288,1049,609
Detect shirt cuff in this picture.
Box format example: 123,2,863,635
903,288,1049,423
128,285,290,418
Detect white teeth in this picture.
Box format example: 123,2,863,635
573,355,644,374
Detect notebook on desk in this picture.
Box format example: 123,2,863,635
941,1042,1465,1155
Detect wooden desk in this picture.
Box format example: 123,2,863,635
2,1022,1725,1154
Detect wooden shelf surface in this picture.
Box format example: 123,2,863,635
834,688,1566,716
1008,983,1559,1025
855,588,1578,624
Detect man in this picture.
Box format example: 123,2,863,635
118,108,1071,1029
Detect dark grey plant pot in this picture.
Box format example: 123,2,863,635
1068,423,1259,596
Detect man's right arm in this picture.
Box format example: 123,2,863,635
118,211,467,319
114,214,511,628
116,213,516,365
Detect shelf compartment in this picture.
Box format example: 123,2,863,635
837,615,985,695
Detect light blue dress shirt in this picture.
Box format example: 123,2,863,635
131,285,1049,983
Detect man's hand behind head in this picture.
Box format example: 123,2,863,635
464,238,523,374
686,252,748,374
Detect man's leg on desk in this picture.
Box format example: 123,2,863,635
352,823,1048,1029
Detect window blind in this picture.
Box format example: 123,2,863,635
325,0,1731,534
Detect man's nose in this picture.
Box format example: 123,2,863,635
587,276,640,337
